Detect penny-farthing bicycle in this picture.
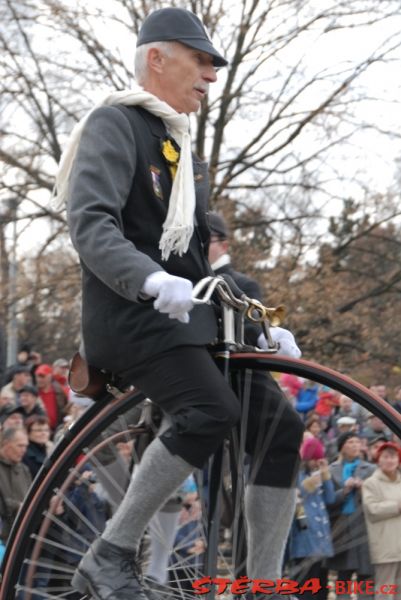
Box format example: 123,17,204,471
1,276,401,600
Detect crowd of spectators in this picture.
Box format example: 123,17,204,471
0,347,94,563
1,347,401,598
282,374,401,600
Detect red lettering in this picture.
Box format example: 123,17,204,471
192,577,212,594
252,579,275,594
214,578,232,595
335,581,347,595
378,584,397,595
354,581,366,594
231,577,251,595
300,578,322,595
275,579,299,594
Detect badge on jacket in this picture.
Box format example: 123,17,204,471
150,165,163,200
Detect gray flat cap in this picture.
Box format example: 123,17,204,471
137,8,228,67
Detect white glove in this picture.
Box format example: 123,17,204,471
142,271,193,324
257,327,301,358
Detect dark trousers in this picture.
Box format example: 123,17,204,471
123,346,303,485
239,369,304,487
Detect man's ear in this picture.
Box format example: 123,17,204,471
147,47,165,74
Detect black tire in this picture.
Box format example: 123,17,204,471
2,354,400,599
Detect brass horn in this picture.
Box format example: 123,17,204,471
246,301,286,327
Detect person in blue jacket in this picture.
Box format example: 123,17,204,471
295,381,320,418
287,436,335,600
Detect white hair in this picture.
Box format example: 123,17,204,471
134,41,175,84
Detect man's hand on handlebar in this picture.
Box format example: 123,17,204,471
142,271,194,324
257,327,302,359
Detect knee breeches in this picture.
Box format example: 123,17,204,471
122,346,241,468
123,346,304,482
234,369,304,487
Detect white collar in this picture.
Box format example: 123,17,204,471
211,253,231,271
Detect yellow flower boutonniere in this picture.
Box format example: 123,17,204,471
161,137,180,180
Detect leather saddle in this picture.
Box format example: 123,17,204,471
68,352,110,399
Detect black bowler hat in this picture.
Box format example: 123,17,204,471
137,8,228,67
208,212,229,240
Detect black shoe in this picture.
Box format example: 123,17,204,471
71,538,148,600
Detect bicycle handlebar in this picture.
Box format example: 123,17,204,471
192,276,285,351
192,276,285,326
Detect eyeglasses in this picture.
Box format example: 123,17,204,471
31,427,50,432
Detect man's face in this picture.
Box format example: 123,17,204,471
1,430,29,464
208,237,227,264
13,371,31,390
20,391,36,410
157,42,217,114
0,392,13,408
371,384,387,399
3,413,24,429
36,372,52,389
53,364,69,379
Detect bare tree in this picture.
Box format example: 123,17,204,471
1,0,401,371
264,195,401,383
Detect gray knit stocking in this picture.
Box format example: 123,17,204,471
245,484,296,579
102,438,193,550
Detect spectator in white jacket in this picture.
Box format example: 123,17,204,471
362,441,401,600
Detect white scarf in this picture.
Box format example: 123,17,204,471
53,84,195,261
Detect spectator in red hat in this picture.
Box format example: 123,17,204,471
35,364,69,433
362,442,401,600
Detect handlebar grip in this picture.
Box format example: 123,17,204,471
218,273,246,301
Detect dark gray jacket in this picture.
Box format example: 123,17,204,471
67,105,217,373
0,455,32,543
